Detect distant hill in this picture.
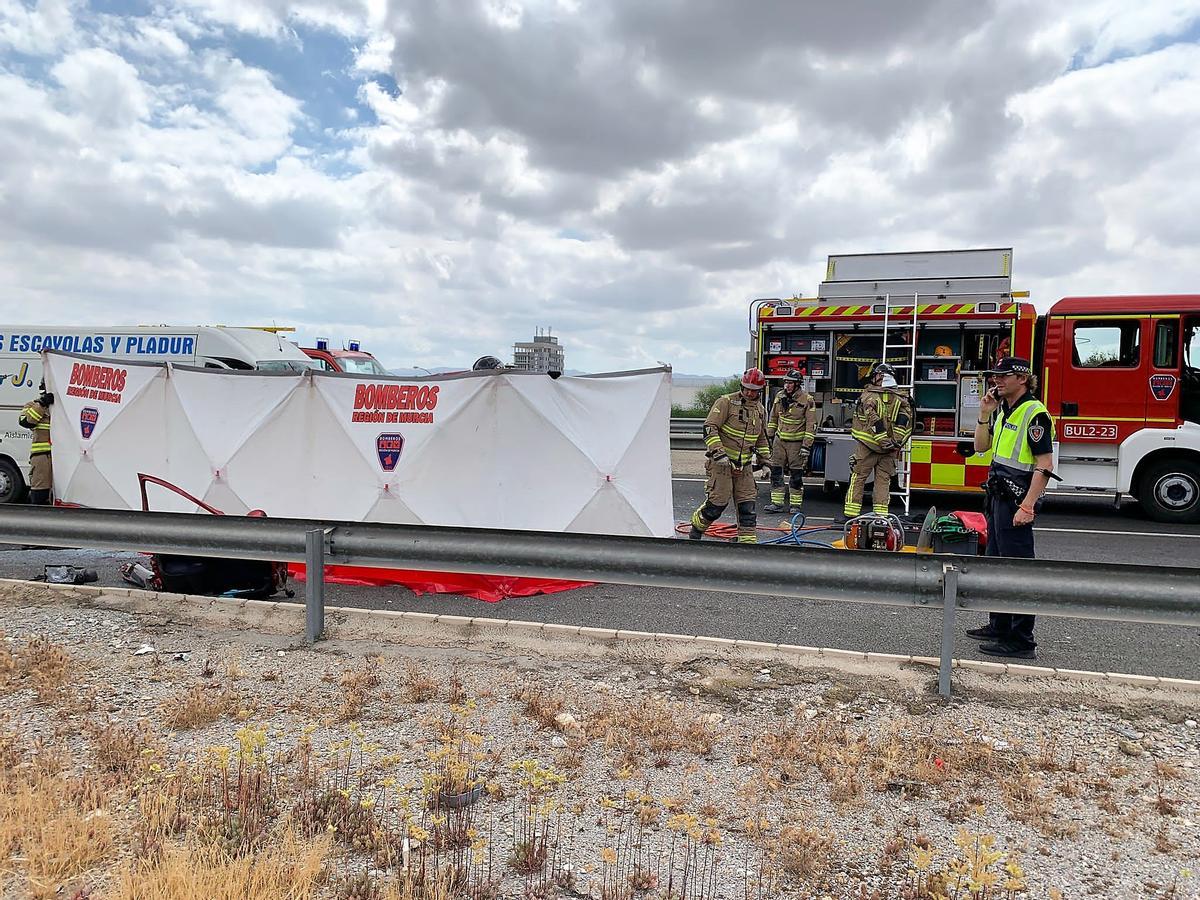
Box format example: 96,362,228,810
387,366,463,377
673,374,737,385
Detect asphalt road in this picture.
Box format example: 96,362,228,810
1,481,1197,680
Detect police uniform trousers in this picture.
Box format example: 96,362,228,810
844,446,896,516
984,492,1037,649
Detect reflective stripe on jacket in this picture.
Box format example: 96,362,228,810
767,390,816,445
703,392,770,465
850,387,912,453
19,401,51,456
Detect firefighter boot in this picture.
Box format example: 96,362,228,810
763,466,786,513
735,501,758,544
789,471,805,513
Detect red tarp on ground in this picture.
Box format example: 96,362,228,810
286,564,591,603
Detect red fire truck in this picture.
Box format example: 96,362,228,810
751,249,1200,523
300,338,390,376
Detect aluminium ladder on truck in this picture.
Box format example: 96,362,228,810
879,293,920,516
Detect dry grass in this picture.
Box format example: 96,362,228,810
0,632,16,687
401,660,438,704
338,659,382,721
769,824,835,881
515,680,565,729
1002,771,1080,839
89,722,161,779
0,613,1189,900
590,696,720,763
0,751,114,899
160,684,236,729
0,635,73,704
446,673,466,707
111,829,330,899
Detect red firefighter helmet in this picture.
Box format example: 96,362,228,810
740,367,766,391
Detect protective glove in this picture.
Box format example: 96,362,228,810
797,450,810,471
40,392,54,406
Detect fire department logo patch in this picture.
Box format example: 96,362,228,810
79,407,99,440
375,433,404,471
1149,374,1177,401
1028,424,1044,443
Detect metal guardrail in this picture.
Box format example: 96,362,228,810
669,417,705,450
0,505,1197,697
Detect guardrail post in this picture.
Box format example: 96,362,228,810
939,564,959,698
305,528,325,643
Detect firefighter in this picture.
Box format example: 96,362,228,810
19,380,53,505
689,368,770,543
966,357,1056,659
764,369,816,514
842,362,912,520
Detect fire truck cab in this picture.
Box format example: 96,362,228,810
751,249,1200,524
301,338,389,376
1042,296,1200,522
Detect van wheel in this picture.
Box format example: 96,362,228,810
1138,458,1200,524
0,458,26,504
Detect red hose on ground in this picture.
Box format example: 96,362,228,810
673,521,832,540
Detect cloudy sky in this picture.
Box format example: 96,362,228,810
1,0,1198,374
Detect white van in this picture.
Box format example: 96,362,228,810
0,325,313,502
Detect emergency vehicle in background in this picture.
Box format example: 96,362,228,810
751,248,1200,523
300,338,390,375
0,325,312,503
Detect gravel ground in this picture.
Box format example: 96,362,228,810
1,585,1198,899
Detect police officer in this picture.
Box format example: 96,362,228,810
764,370,816,514
689,368,770,543
966,356,1056,659
19,380,53,505
842,362,912,520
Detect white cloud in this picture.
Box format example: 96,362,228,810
51,47,150,128
0,0,1197,375
0,0,79,56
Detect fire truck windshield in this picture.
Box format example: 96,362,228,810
338,356,389,376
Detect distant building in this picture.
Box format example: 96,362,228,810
512,327,565,373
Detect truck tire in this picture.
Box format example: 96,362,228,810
1138,457,1200,524
0,458,26,504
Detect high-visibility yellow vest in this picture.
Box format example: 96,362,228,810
990,398,1053,472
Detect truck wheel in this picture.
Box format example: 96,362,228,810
0,458,26,504
1138,458,1200,524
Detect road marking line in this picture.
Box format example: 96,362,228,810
1035,526,1200,539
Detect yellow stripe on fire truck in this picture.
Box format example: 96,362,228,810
767,303,1017,318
